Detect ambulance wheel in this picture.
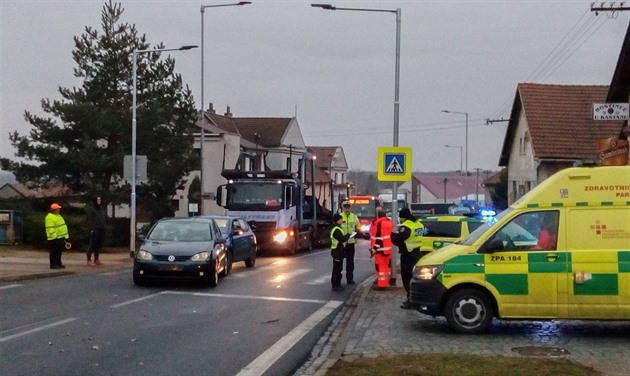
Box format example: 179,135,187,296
444,288,494,334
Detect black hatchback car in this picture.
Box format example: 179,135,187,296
133,217,227,287
202,215,257,274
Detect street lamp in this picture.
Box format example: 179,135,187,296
200,1,251,215
441,110,469,175
131,45,197,256
443,144,463,174
313,2,401,286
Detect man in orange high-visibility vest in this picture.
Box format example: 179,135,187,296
370,210,393,288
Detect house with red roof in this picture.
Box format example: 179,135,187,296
498,84,624,204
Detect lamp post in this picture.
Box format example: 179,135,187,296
443,144,463,174
441,110,468,175
131,45,197,257
312,2,401,286
200,1,251,215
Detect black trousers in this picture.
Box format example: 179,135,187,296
344,243,356,282
400,248,422,301
49,238,64,267
331,247,344,287
88,229,105,261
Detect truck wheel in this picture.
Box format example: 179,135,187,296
444,288,494,334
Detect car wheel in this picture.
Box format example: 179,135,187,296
133,270,146,286
221,251,233,277
205,260,219,287
245,246,256,268
444,288,494,334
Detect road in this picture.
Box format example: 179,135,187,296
0,241,374,376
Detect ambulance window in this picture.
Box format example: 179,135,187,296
482,211,540,252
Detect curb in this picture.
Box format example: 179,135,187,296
311,275,376,376
0,271,75,283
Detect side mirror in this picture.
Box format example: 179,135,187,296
138,234,146,241
248,221,257,231
215,237,226,245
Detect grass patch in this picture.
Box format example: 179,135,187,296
326,353,600,376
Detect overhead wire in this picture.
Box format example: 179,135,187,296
303,118,490,138
490,5,612,119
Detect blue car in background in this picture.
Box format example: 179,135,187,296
203,215,257,273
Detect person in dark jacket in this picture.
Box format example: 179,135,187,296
330,213,351,291
391,208,425,309
86,196,107,266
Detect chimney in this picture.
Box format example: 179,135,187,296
207,102,215,114
224,105,232,118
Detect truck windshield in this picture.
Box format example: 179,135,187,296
352,203,377,218
227,183,284,210
459,207,512,246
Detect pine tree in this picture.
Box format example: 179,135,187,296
5,1,197,220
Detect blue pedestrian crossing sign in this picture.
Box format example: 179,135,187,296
377,147,412,182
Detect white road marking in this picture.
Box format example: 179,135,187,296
110,291,167,308
0,284,22,290
164,291,328,304
269,268,310,283
305,275,329,285
235,300,342,376
111,290,329,308
0,318,77,343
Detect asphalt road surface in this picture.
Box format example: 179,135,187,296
0,241,374,376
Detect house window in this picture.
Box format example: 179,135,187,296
519,138,524,155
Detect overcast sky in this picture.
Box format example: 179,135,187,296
2,1,629,174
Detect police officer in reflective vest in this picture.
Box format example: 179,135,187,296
369,210,393,288
340,201,361,285
330,213,351,291
392,207,425,309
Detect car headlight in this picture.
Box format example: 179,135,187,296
136,249,153,261
412,265,444,280
273,231,289,243
360,224,370,232
190,251,210,262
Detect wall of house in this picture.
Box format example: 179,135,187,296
171,133,241,217
507,111,537,204
266,119,307,173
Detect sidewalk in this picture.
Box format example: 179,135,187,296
0,246,132,282
299,277,630,376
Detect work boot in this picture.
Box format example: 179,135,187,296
347,280,356,285
400,301,412,309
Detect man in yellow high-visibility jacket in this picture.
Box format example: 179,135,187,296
340,201,361,285
45,203,69,269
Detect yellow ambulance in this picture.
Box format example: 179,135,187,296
409,165,630,334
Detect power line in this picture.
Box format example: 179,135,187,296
302,118,497,138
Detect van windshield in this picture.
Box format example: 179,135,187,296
459,208,512,246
